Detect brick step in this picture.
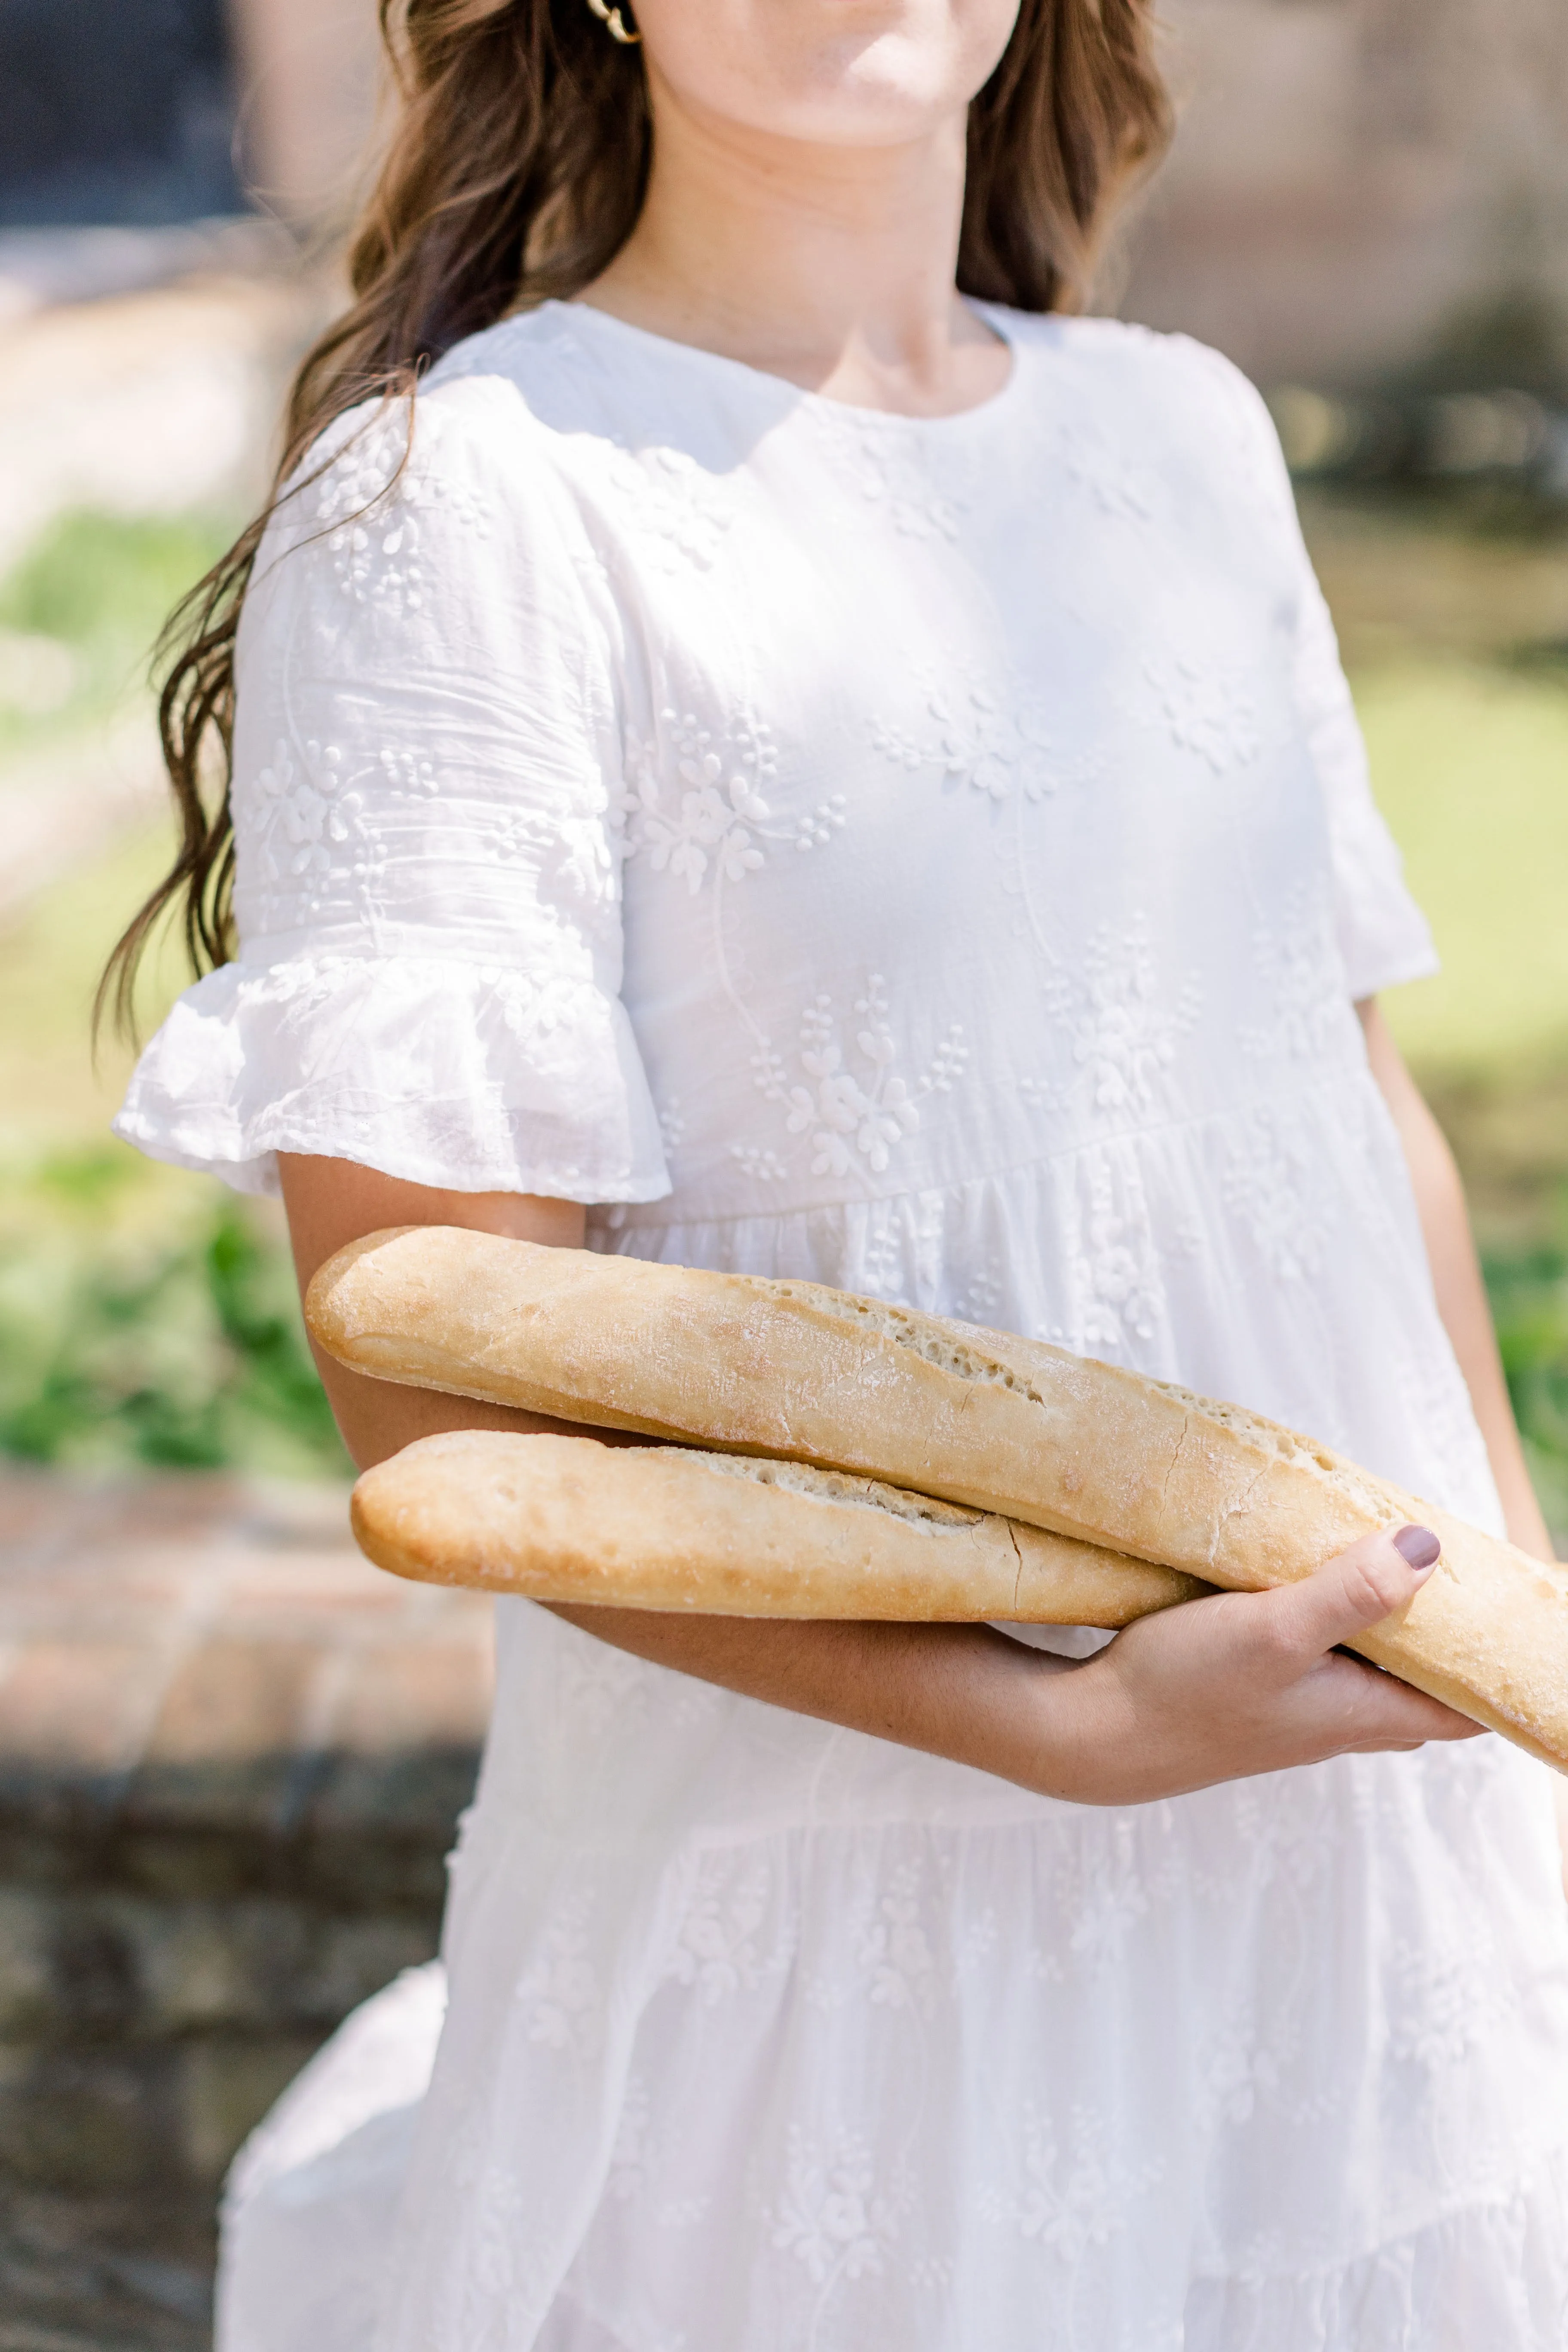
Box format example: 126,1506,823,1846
0,1468,493,2339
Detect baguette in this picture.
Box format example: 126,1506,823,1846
308,1228,1568,1770
350,1429,1208,1622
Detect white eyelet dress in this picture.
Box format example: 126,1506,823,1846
117,303,1568,2352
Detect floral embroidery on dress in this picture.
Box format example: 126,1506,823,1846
1229,1772,1342,1900
870,677,1094,807
607,2073,652,2203
1194,2014,1284,2130
665,1855,772,2006
767,2128,900,2286
606,443,732,572
1237,883,1347,1064
514,1891,600,2054
752,977,968,1179
980,2101,1162,2260
909,2255,957,2292
309,404,490,613
654,2195,712,2234
1057,422,1159,525
1387,1329,1497,1520
928,683,1053,803
554,1639,657,1742
1021,918,1200,1130
462,2160,531,2304
956,1259,1004,1323
951,1906,1000,1980
375,743,441,799
854,1860,937,2018
1055,1817,1174,1976
244,737,366,911
493,967,606,1046
1069,919,1201,1118
1387,1931,1510,2072
1066,1152,1167,1353
242,959,344,1022
657,1096,686,1153
1222,1106,1327,1283
729,1143,788,1183
859,1219,905,1298
1143,655,1260,774
815,411,974,541
619,710,845,896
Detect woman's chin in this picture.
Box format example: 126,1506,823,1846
637,0,1015,149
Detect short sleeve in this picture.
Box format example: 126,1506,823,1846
1288,560,1438,1000
1201,349,1439,1002
115,377,671,1203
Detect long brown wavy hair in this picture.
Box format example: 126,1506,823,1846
99,0,1171,1036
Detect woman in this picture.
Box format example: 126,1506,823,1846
111,2,1568,2344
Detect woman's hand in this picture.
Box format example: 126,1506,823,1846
1038,1522,1479,1806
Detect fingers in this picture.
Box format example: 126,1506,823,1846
1259,1523,1441,1663
1329,1663,1482,1749
1072,1538,1480,1800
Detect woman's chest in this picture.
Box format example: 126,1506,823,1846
601,472,1331,1012
560,421,1362,1205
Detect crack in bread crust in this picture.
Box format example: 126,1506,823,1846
696,1450,984,1530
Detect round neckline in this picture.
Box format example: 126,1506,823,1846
546,296,1025,432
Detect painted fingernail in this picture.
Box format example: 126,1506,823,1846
1393,1524,1441,1571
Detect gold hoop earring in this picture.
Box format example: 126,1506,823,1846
587,0,641,43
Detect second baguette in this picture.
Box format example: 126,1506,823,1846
350,1429,1208,1621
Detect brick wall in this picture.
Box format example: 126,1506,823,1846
0,1469,492,2351
1119,0,1568,386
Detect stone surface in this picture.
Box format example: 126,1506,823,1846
0,1466,493,2349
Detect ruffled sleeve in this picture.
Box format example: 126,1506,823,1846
1224,361,1437,1001
115,376,671,1203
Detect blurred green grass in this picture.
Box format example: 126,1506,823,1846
1362,664,1568,1075
0,497,1565,1518
0,509,235,762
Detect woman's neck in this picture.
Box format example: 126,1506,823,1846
579,76,1009,419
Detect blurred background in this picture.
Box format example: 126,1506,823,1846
0,1,1565,2344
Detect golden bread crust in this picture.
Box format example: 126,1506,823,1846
350,1430,1206,1623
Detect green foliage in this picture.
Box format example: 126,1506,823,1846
0,508,235,759
0,1148,349,1481
1483,1225,1568,1543
0,510,229,648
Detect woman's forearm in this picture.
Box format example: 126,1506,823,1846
555,1530,1476,1808
1357,1004,1555,1561
551,1605,1080,1777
